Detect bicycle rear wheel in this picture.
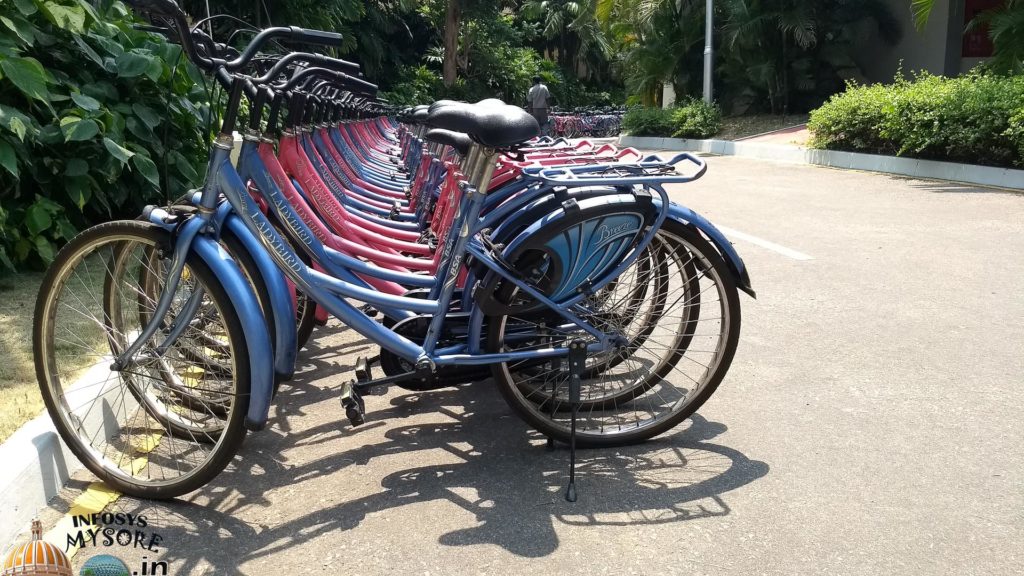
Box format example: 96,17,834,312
34,220,250,498
487,220,741,446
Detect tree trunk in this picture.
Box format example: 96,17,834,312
443,0,460,88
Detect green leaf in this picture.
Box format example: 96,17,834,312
36,124,63,145
125,116,154,141
911,0,935,31
103,137,134,164
170,150,199,183
26,203,52,235
39,1,87,34
65,175,91,209
131,103,160,129
0,56,50,103
13,0,37,17
132,153,160,187
34,235,55,263
0,138,17,178
0,104,32,141
0,246,13,271
56,218,77,241
76,0,100,23
1,15,37,45
34,195,61,213
115,52,151,78
145,57,164,82
88,34,124,58
60,116,100,141
83,81,117,102
14,238,31,262
65,158,89,177
70,92,102,112
72,35,106,68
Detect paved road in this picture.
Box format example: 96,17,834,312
34,156,1024,575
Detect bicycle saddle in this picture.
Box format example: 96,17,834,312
428,99,461,113
411,105,429,124
475,98,505,107
423,128,472,155
426,102,538,148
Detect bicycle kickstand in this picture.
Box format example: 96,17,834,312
564,339,587,502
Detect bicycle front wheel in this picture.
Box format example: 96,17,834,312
33,220,250,499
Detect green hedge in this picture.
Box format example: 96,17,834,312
621,99,722,139
0,0,208,271
809,72,1024,168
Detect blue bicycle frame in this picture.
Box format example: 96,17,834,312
129,118,752,432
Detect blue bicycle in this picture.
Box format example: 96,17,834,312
32,0,753,500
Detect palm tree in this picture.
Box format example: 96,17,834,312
523,0,610,77
597,0,704,105
912,0,1023,74
910,0,935,30
717,0,899,113
979,1,1024,73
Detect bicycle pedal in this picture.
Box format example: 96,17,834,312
358,304,379,318
340,380,366,427
355,356,373,383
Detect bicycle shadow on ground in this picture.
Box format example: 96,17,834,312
104,328,769,571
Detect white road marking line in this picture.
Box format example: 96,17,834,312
715,225,814,261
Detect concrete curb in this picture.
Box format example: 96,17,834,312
0,410,83,548
619,135,1024,190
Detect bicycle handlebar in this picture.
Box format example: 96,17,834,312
251,52,361,84
279,67,377,96
126,0,343,72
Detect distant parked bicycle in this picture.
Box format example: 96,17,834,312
551,108,624,138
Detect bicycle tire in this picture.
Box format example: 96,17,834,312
487,220,741,447
34,220,250,498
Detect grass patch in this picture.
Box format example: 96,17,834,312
0,272,44,442
718,114,809,140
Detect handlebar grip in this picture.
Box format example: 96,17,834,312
287,26,345,47
307,53,360,75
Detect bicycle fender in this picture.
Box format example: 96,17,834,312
223,214,298,382
665,203,755,298
190,234,276,431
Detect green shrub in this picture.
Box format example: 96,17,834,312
1006,109,1024,162
621,106,674,136
0,0,208,271
809,72,1024,167
622,101,722,139
671,99,722,139
381,65,444,107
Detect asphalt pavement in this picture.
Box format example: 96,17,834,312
29,155,1024,575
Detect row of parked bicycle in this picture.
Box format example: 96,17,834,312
31,0,753,502
549,109,625,138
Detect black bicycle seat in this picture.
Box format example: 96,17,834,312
423,128,472,155
426,102,538,148
428,99,461,113
475,98,505,107
411,105,429,123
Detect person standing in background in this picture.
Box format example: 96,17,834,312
526,75,552,136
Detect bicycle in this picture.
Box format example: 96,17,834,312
33,0,754,501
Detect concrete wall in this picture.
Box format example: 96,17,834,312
860,0,964,82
